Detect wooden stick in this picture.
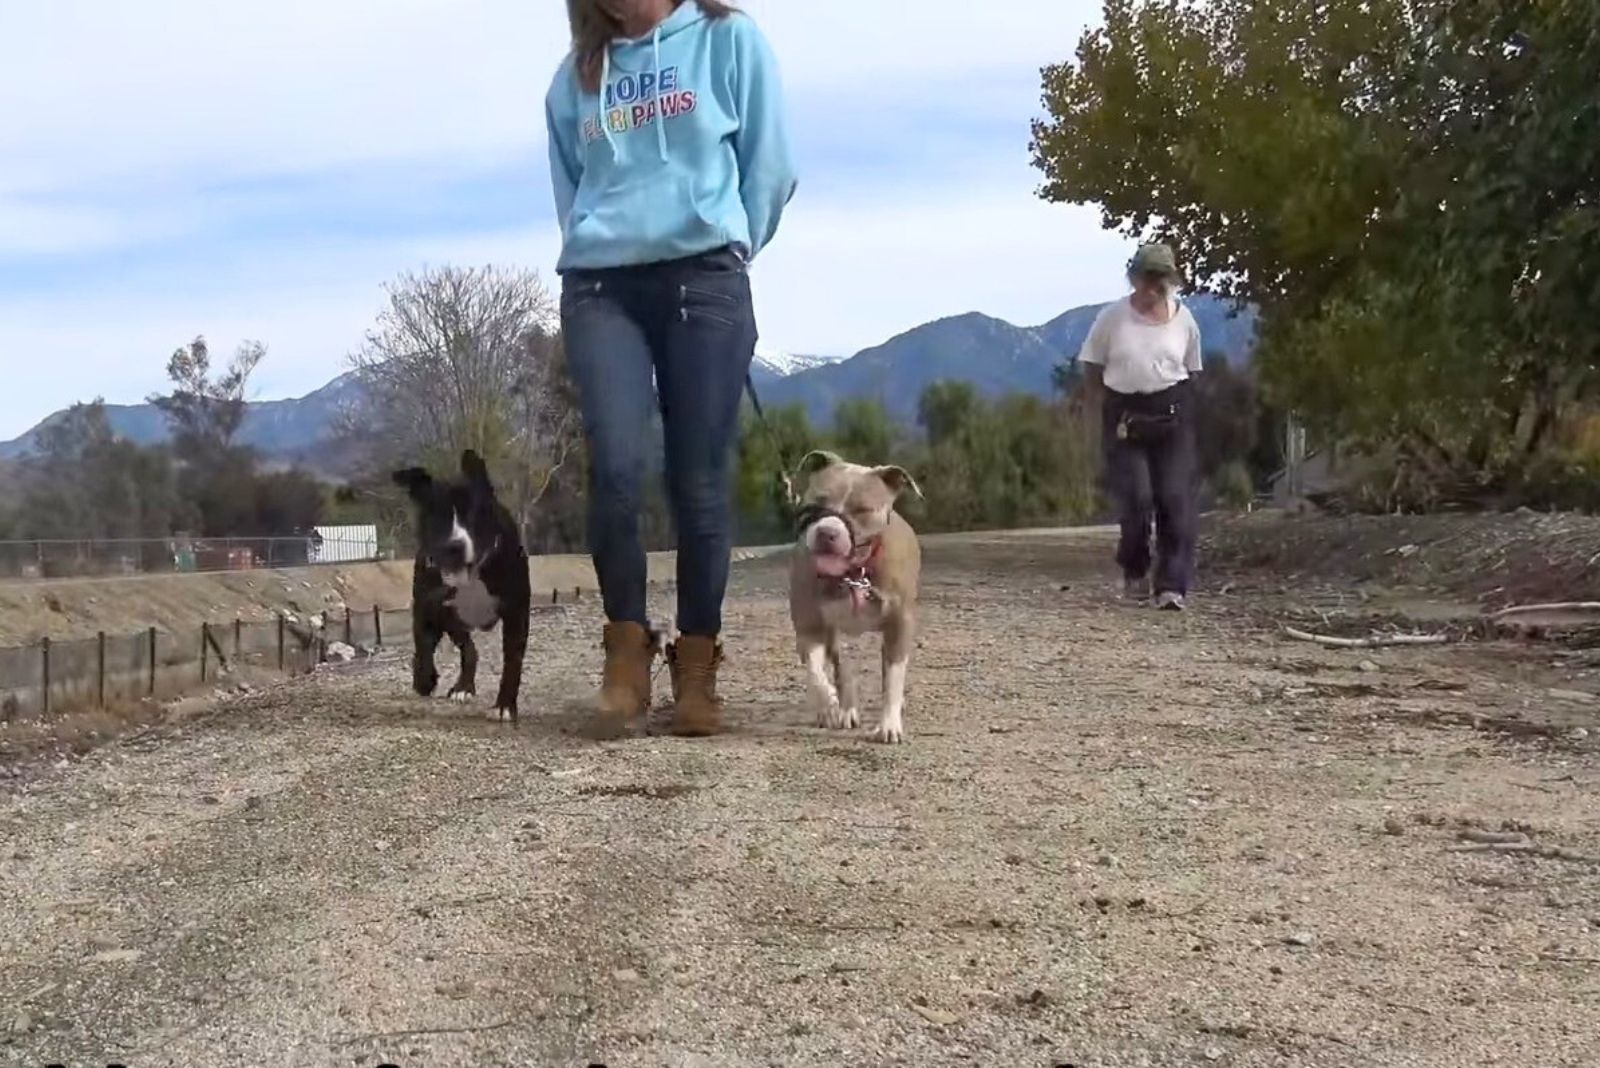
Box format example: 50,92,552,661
1489,602,1600,628
1284,626,1448,648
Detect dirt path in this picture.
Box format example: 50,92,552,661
3,530,1598,1066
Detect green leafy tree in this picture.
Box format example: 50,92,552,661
12,401,192,540
150,336,263,463
830,397,899,463
734,401,818,540
148,336,326,536
1032,0,1600,506
917,381,981,447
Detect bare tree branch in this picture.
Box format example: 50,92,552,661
343,265,579,543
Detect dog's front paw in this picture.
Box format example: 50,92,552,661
448,688,475,704
414,670,439,697
815,694,851,730
489,699,518,724
867,717,906,744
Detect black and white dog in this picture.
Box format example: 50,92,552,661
392,450,531,722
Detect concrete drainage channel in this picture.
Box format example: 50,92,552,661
0,543,794,738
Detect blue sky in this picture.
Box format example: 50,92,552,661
0,0,1129,440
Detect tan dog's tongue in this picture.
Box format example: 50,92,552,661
813,552,852,578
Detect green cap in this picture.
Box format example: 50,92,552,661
1129,242,1179,278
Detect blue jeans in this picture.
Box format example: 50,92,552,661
559,246,758,637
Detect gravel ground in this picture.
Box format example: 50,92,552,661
3,528,1599,1067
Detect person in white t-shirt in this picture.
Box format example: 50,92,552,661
1077,243,1203,611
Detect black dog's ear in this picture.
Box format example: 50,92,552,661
392,467,433,501
461,449,493,491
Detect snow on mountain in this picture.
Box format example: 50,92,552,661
751,348,844,379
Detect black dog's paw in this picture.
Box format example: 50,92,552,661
414,669,440,697
447,682,476,705
490,694,519,724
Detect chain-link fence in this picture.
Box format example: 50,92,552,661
0,529,401,580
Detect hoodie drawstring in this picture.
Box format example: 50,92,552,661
597,46,618,154
586,25,670,163
652,26,667,161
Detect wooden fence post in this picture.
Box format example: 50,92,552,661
97,631,107,708
40,637,51,716
373,606,383,647
277,613,286,671
234,617,242,661
344,607,353,646
148,627,157,696
200,622,209,683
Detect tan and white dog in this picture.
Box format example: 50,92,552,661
787,450,922,744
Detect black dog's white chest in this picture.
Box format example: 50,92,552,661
446,576,500,629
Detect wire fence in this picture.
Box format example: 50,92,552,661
0,606,404,722
0,530,399,581
0,583,609,725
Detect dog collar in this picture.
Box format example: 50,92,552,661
837,537,882,613
849,537,882,573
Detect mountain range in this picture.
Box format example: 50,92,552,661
0,294,1256,474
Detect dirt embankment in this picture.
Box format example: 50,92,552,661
1202,510,1600,609
0,548,786,648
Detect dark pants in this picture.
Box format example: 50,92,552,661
1101,382,1198,595
559,246,757,637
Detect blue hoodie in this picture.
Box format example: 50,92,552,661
544,4,798,273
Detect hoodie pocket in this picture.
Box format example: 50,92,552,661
568,173,718,256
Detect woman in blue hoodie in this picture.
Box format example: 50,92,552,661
547,0,797,737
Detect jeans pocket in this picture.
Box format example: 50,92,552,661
677,279,746,329
560,277,605,318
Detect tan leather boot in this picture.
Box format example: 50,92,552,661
666,635,723,737
596,621,658,725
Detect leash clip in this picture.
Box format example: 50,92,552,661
842,571,875,614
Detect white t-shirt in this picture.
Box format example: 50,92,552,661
1077,296,1203,395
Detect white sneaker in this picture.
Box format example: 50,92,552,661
1155,591,1186,611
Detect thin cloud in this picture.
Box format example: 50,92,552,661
0,0,1116,438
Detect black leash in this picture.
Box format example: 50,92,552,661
743,373,802,520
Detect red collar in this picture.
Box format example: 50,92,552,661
846,536,883,577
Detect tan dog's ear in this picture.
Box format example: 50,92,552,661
874,465,923,501
794,450,843,479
